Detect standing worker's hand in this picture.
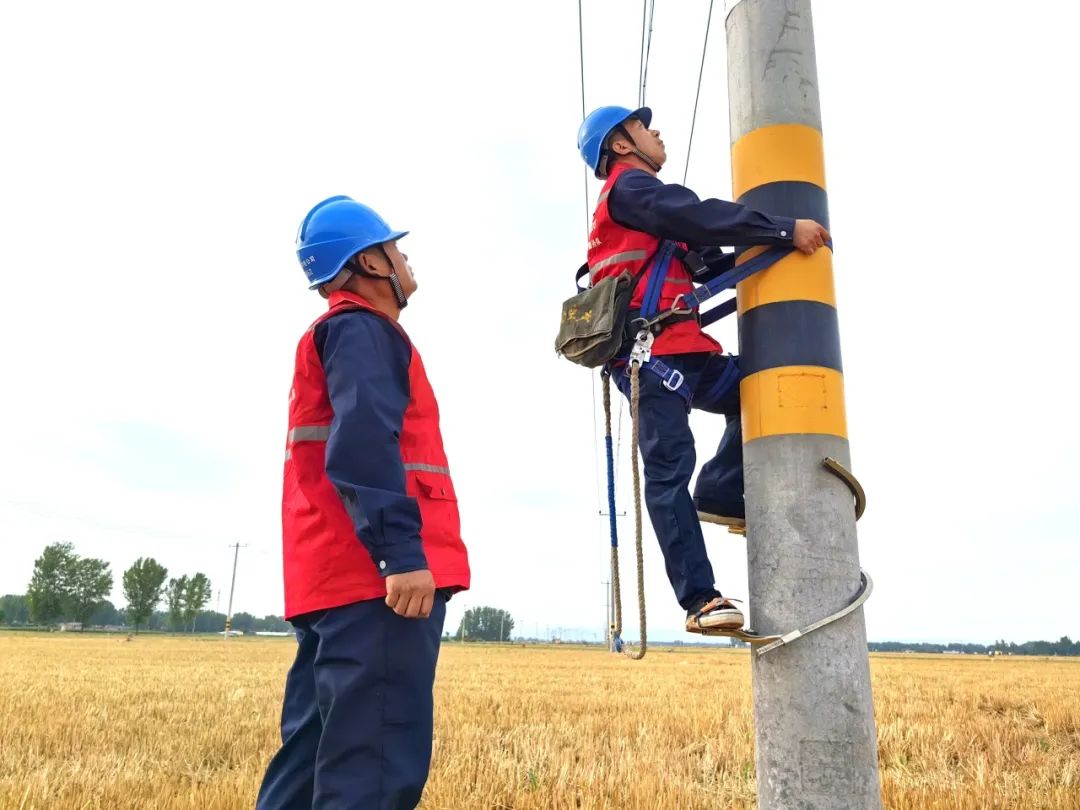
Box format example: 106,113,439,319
793,219,831,255
385,569,437,619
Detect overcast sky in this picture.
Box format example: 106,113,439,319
1,1,1076,644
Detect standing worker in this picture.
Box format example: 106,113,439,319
576,106,829,635
257,195,471,810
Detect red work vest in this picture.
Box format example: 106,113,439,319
281,290,470,619
588,162,721,356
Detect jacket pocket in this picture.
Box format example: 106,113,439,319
411,469,457,502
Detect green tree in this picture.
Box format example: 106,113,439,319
254,615,291,633
193,611,228,633
182,573,212,633
164,576,188,632
89,600,122,627
65,557,113,629
27,543,77,625
455,606,514,642
230,612,256,634
0,595,30,625
122,558,168,633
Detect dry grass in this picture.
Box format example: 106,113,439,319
0,633,1077,809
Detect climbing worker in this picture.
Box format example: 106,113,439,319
257,195,471,810
576,106,830,636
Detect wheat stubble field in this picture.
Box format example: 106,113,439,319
0,633,1077,809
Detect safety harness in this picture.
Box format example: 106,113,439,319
611,241,796,408
604,242,794,658
603,240,869,661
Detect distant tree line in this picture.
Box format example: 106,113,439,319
453,606,514,642
869,637,1080,657
0,542,288,635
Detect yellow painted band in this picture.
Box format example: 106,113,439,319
736,245,836,315
741,366,847,442
731,124,825,199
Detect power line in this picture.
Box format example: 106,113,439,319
639,0,657,107
577,0,586,120
577,0,590,244
590,373,604,511
684,0,715,186
578,0,605,514
638,0,647,106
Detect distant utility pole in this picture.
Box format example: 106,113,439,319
725,1,880,807
601,499,624,652
602,580,612,651
223,543,246,639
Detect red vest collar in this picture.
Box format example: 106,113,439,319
321,290,409,342
327,290,379,312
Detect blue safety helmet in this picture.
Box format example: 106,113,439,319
295,195,408,289
577,105,652,179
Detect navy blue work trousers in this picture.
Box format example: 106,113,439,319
614,352,743,610
256,594,447,810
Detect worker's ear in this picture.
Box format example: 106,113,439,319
357,248,387,277
610,133,634,156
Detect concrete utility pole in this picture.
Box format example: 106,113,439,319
602,580,612,651
223,543,245,639
724,1,881,807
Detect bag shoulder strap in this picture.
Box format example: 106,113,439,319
573,243,663,293
574,263,591,292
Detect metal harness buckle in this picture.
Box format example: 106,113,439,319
668,293,695,316
662,370,684,392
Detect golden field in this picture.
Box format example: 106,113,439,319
0,633,1077,809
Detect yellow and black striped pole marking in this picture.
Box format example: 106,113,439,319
733,122,846,444
726,1,882,807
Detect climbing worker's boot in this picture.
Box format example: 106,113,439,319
686,596,744,634
694,497,747,533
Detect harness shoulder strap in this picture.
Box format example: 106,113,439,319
639,241,676,320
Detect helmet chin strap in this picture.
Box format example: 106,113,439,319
385,270,409,310
379,245,409,310
341,250,409,310
625,125,662,172
602,125,662,176
631,146,662,173
318,268,351,299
